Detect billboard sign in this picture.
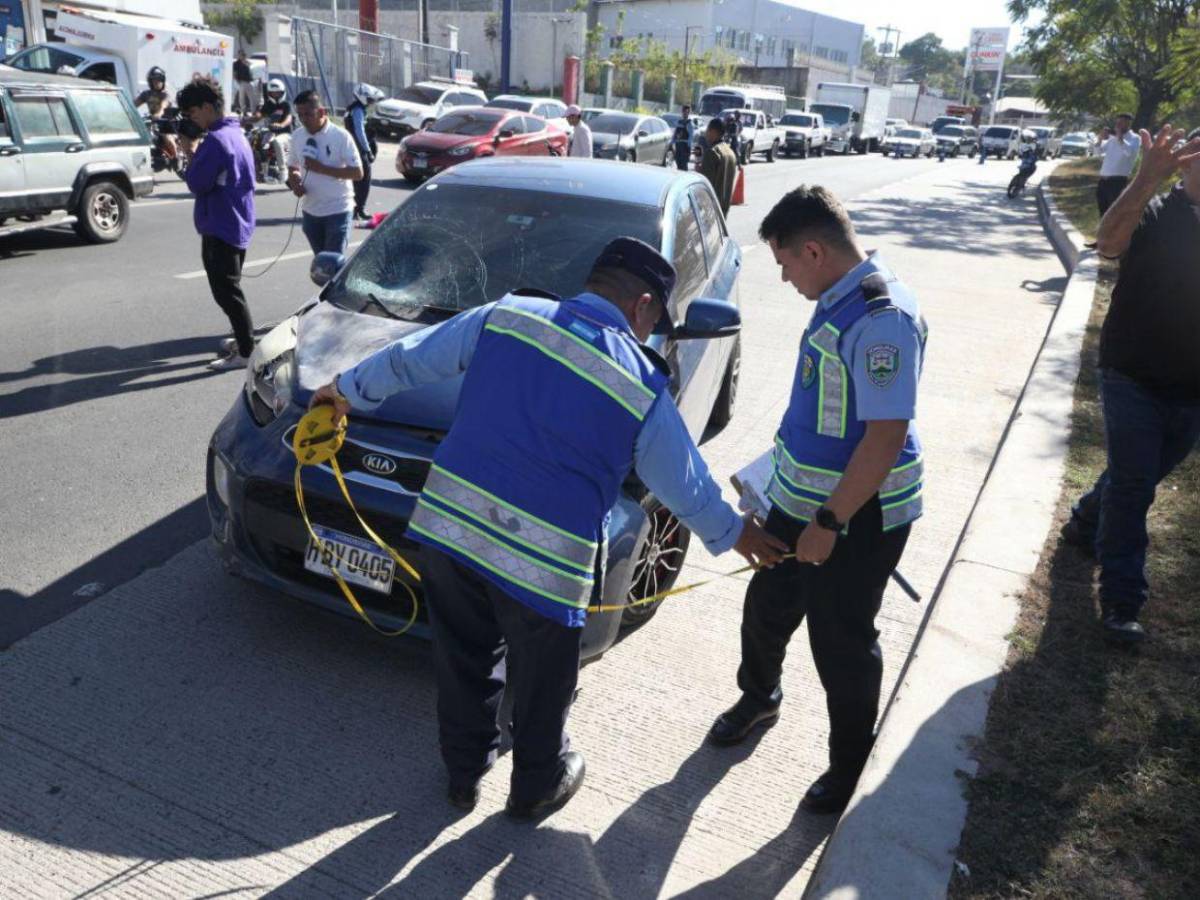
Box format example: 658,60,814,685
968,26,1009,72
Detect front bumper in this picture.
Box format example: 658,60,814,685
207,394,634,659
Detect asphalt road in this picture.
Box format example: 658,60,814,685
0,143,954,647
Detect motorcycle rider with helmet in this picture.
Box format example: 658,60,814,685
137,67,178,166
251,79,294,183
1008,134,1040,198
345,82,383,220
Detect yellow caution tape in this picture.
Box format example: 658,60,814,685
293,404,421,637
294,404,790,631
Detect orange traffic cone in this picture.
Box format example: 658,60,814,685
731,167,746,206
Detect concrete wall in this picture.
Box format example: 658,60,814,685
887,82,953,126
202,4,586,91
595,0,863,69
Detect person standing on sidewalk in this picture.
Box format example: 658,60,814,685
286,90,363,255
1096,113,1140,216
672,105,695,170
708,185,928,816
232,50,254,115
177,78,258,371
700,118,737,216
1062,124,1200,643
345,83,383,221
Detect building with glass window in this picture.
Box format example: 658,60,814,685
594,0,863,70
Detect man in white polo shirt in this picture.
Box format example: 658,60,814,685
286,90,364,256
1097,113,1140,216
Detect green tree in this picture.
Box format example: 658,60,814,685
1008,0,1198,128
207,0,272,49
898,32,961,95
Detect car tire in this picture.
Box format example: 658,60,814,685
73,180,128,244
620,496,692,630
707,336,740,432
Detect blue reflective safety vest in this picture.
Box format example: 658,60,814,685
768,272,927,532
406,293,670,627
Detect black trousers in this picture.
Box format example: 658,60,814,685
1097,176,1129,217
200,234,254,357
353,159,372,214
420,548,582,803
737,499,910,777
674,144,691,170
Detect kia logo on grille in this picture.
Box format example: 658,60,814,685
362,453,398,477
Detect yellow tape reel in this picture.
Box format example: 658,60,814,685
293,404,420,636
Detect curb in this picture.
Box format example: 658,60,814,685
805,177,1099,897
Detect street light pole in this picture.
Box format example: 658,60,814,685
683,25,700,82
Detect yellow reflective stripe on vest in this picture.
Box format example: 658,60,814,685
410,499,594,609
766,473,823,521
808,323,846,438
422,465,597,572
486,306,657,421
882,490,923,531
880,457,923,498
774,437,842,495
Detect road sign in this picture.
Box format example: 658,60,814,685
968,26,1009,72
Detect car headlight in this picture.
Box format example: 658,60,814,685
211,452,233,508
448,145,475,157
244,317,299,426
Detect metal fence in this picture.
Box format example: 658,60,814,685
289,16,470,111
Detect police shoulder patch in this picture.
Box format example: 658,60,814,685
801,353,817,389
866,343,900,388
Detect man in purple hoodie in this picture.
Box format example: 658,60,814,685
178,78,258,371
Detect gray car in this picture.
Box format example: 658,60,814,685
589,112,673,166
1,66,153,243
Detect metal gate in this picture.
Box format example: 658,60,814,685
290,16,470,111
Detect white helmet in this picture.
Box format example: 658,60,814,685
353,82,385,106
267,78,286,98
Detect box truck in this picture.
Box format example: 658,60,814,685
810,82,891,155
5,5,232,105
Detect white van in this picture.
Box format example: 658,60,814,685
980,124,1021,159
698,83,787,121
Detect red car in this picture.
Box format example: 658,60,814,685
396,107,568,183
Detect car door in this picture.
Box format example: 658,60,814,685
689,184,738,402
0,92,28,216
664,189,716,435
493,114,527,156
7,90,83,213
69,89,150,189
520,116,552,155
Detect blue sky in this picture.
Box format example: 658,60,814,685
792,0,1039,53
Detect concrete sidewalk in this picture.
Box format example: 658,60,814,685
0,159,1065,897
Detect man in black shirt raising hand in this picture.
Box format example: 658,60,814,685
1063,124,1200,643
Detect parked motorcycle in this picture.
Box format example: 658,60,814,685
1007,147,1039,198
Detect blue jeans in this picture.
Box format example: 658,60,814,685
1071,369,1200,611
301,210,352,256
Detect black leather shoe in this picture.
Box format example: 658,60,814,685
801,770,856,815
505,751,586,821
1060,517,1096,559
708,697,781,746
1101,603,1146,644
447,780,480,811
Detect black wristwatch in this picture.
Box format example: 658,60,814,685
814,506,844,532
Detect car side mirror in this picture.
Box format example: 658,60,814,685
637,129,649,139
310,251,346,287
672,298,741,340
495,129,514,143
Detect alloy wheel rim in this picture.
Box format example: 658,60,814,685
627,505,685,604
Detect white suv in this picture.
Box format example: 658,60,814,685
980,125,1021,160
370,80,487,138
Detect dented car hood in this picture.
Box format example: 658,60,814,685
295,300,464,432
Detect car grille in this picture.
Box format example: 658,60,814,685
241,479,428,622
338,442,431,493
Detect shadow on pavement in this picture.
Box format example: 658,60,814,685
0,334,232,418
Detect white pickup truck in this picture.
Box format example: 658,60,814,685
729,108,785,163
779,109,827,158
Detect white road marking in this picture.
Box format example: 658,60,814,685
174,240,364,280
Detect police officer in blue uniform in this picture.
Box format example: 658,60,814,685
707,186,928,815
311,238,786,819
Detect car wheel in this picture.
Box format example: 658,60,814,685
73,180,128,243
707,336,740,431
620,497,691,629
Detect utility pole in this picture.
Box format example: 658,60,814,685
962,32,985,104
876,24,901,84
683,25,700,82
500,0,512,92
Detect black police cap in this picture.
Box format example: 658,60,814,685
592,237,677,334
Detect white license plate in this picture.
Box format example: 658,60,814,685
304,525,396,595
412,158,427,169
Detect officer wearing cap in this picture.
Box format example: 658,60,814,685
707,186,927,816
311,237,786,820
